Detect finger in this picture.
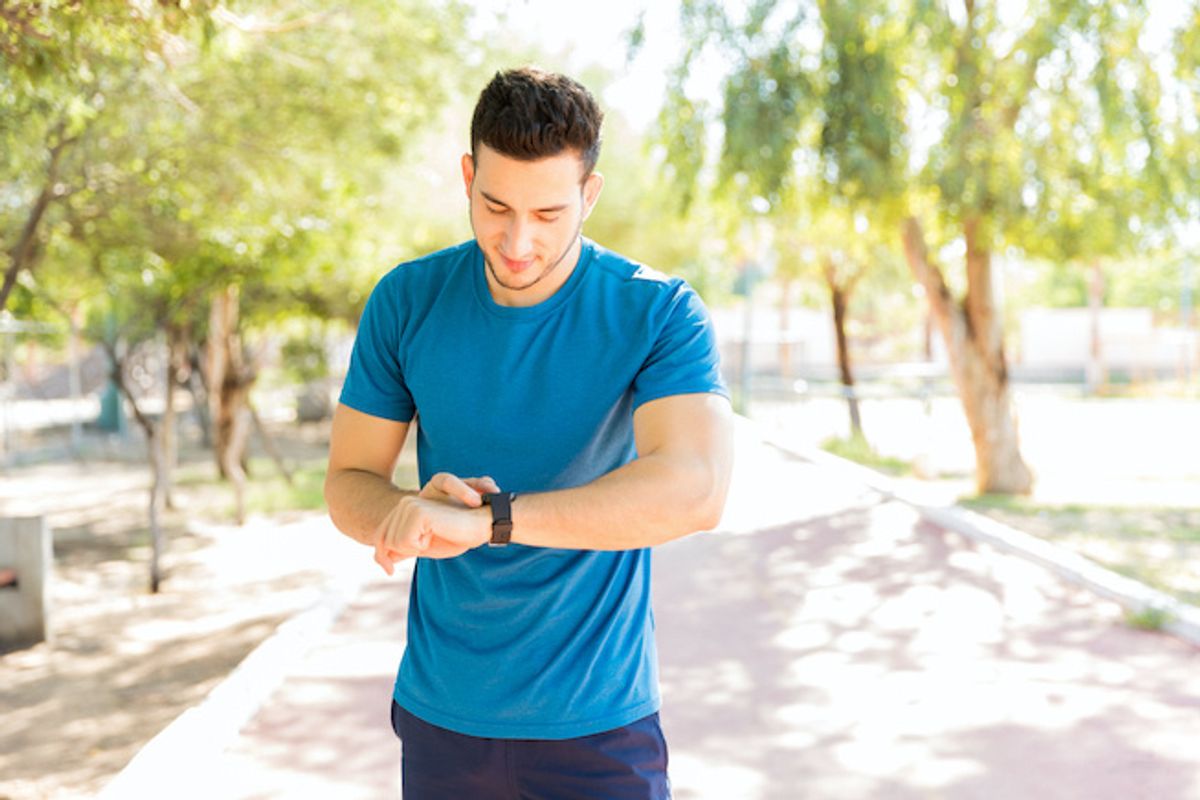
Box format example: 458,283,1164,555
373,543,395,577
431,472,483,507
466,476,501,494
418,483,447,500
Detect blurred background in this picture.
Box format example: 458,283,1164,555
1,0,1198,796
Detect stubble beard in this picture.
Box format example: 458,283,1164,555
479,214,584,293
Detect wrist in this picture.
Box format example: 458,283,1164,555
481,491,517,547
373,494,412,548
472,503,492,546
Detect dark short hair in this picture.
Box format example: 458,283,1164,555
470,67,604,177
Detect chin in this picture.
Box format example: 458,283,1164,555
484,253,538,289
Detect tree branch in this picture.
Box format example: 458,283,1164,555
0,122,76,311
901,216,956,326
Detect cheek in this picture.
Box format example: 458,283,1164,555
548,214,579,240
470,209,501,239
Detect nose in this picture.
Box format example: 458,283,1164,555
504,217,534,259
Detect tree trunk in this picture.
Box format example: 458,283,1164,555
146,429,168,593
106,343,168,593
249,401,294,485
68,304,83,455
207,286,256,523
823,256,863,436
223,403,252,525
901,216,1032,494
1086,259,1107,395
162,324,188,509
923,308,934,361
187,343,213,448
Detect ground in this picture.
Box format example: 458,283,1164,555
0,418,414,800
0,388,1195,798
752,390,1200,606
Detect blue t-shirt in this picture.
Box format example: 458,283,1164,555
338,237,727,739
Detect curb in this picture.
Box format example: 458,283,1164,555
95,568,371,799
753,421,1200,650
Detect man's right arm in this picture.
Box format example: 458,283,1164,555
324,403,500,572
323,403,414,547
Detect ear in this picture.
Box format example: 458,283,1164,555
461,153,475,198
581,171,604,220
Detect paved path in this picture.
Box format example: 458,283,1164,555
113,423,1200,798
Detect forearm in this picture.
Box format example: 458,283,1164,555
510,451,729,551
324,468,415,547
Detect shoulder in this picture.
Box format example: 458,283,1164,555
586,240,697,308
376,240,476,296
585,241,713,332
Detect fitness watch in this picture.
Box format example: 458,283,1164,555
482,492,516,547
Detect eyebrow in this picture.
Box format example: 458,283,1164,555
480,191,569,214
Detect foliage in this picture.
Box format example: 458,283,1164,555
280,327,329,385
660,0,1194,280
1008,2,1182,273
5,0,479,342
1009,251,1191,315
586,112,739,303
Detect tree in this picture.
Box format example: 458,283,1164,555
661,0,1190,493
9,0,478,589
0,0,213,310
1010,1,1180,393
659,0,909,438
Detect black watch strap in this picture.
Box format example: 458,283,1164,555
482,492,516,547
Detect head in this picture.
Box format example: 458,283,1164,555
462,67,605,306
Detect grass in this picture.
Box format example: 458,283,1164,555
957,494,1200,612
960,495,1200,542
1124,606,1174,631
819,431,912,476
169,454,424,522
168,457,329,517
243,460,328,515
791,440,1200,615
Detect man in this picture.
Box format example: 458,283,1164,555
325,67,734,799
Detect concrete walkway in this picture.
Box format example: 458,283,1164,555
105,423,1200,799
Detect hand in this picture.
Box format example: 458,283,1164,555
373,473,500,575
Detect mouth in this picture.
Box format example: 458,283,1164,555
500,253,536,274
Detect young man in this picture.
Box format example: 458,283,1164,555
325,67,734,799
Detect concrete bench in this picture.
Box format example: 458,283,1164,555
0,516,51,648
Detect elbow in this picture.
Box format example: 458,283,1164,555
685,461,732,533
695,483,729,531
697,503,725,532
323,470,336,513
323,470,347,533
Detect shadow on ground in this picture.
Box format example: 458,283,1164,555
221,578,411,800
654,450,1200,800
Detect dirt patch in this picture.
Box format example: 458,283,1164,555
0,420,388,800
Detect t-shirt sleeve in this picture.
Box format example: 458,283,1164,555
338,272,417,422
632,282,730,410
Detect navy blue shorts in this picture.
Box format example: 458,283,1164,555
391,701,671,799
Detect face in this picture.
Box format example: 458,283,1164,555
462,143,603,307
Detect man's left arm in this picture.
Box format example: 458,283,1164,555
374,392,733,556
509,392,734,549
